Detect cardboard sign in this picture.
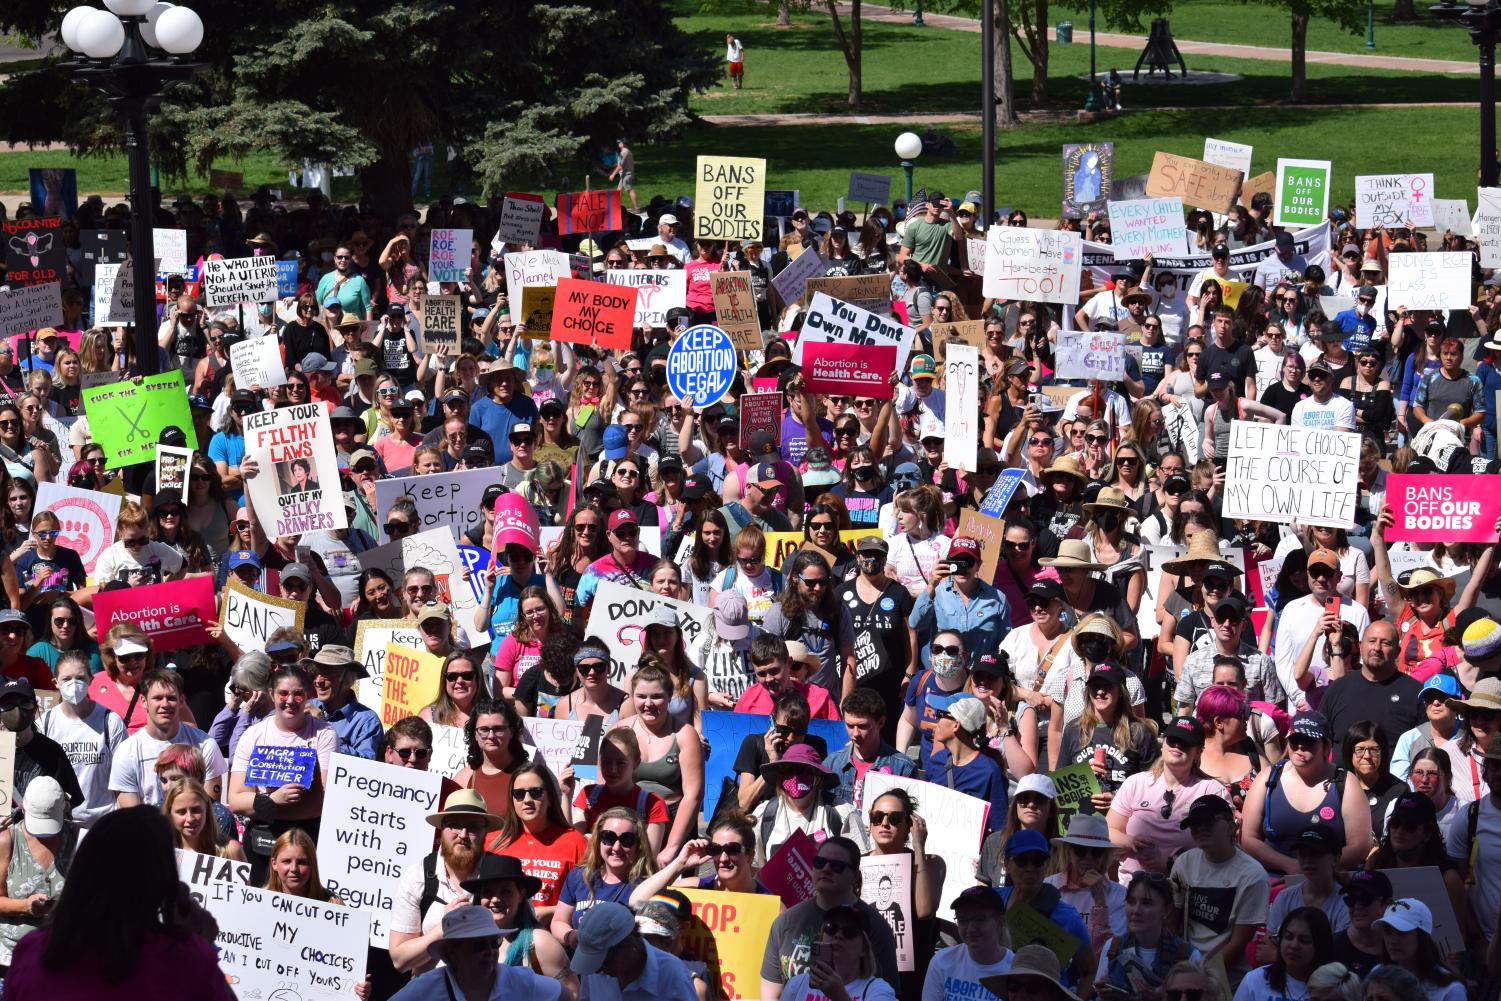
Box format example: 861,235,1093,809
318,755,443,947
955,508,1004,582
152,227,187,271
1387,252,1472,310
931,320,986,363
591,579,716,686
555,189,622,235
1107,197,1188,260
202,256,279,306
847,171,892,205
422,293,462,352
1356,174,1435,228
1381,865,1463,955
1476,188,1501,269
35,482,119,576
229,335,287,390
712,271,762,351
1432,198,1472,236
427,228,472,283
1384,474,1501,543
0,281,61,338
860,854,915,971
943,344,980,473
1062,143,1113,214
219,577,305,654
82,370,196,469
1057,328,1125,382
803,342,896,400
1049,761,1103,830
244,744,318,788
3,217,65,285
979,467,1027,518
1274,158,1332,228
499,193,546,246
242,402,346,538
503,249,570,307
1202,138,1253,177
797,290,916,376
351,618,420,717
667,325,737,407
982,226,1082,305
79,229,127,287
1223,420,1360,529
696,156,766,241
154,444,192,497
176,849,370,999
381,643,444,727
374,465,500,546
737,391,782,451
1144,152,1242,214
551,277,636,350
680,889,783,1001
357,527,489,651
760,829,818,907
803,273,894,318
861,772,988,922
769,247,825,306
93,577,215,652
208,168,243,190
603,269,688,330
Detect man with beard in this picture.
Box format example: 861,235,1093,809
389,790,504,974
305,645,379,759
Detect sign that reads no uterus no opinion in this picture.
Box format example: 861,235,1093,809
667,324,737,407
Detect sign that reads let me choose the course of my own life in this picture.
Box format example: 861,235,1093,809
1222,420,1360,529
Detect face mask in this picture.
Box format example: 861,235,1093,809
895,207,907,222
931,652,963,678
0,707,31,733
1098,512,1122,533
1078,636,1111,663
1355,301,1370,316
258,305,273,318
781,774,814,799
852,465,875,481
857,555,885,575
534,367,554,381
58,679,88,706
1159,285,1176,300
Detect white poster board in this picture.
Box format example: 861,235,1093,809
796,291,916,375
202,256,280,307
860,773,988,923
1202,138,1253,178
1477,188,1501,270
0,281,61,338
373,465,498,545
503,249,571,307
1222,420,1360,529
860,854,915,972
428,228,473,283
1387,252,1473,311
1107,197,1188,260
153,228,187,271
603,269,688,329
1432,198,1472,237
242,402,346,538
982,227,1082,305
499,193,546,246
352,619,422,721
1056,329,1126,382
36,482,120,577
1354,173,1436,229
943,344,980,473
92,262,134,326
591,579,715,685
229,335,288,390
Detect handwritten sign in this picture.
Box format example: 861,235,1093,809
1385,473,1501,543
202,256,279,306
932,320,986,364
82,370,196,468
93,577,215,652
1202,138,1253,177
555,189,622,235
847,171,892,205
245,744,318,788
1144,152,1242,214
229,335,287,390
1107,197,1188,260
797,290,915,376
357,526,489,652
1387,252,1472,310
982,227,1082,305
712,271,762,351
152,227,187,271
503,249,570,307
944,344,980,472
1057,329,1125,382
667,325,737,407
1433,198,1472,237
1274,158,1332,228
242,402,346,537
696,156,766,241
0,281,61,338
499,192,546,245
955,508,1004,582
603,269,687,330
804,273,894,318
552,277,636,350
1223,420,1360,529
219,578,304,654
155,444,192,497
1356,174,1435,228
1477,188,1501,269
769,247,825,306
592,580,716,686
427,228,472,283
422,293,461,352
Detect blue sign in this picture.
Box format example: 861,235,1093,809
276,259,300,297
700,710,849,819
244,744,319,789
457,545,492,606
666,324,737,407
979,467,1027,517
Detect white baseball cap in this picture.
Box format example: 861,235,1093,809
1015,773,1058,800
1374,898,1433,936
23,777,66,838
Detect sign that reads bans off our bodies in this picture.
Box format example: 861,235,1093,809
695,156,766,241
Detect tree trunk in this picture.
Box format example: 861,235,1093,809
1290,7,1309,102
825,0,862,106
1392,0,1415,20
995,0,1019,126
359,138,414,221
1032,0,1049,105
777,0,791,26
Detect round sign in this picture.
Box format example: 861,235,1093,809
666,324,737,407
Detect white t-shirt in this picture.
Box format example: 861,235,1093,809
1446,796,1501,938
1230,966,1307,1001
921,945,1013,1001
1265,881,1350,937
726,38,744,61
92,539,185,588
711,563,781,625
1169,847,1268,960
39,702,126,827
782,973,896,1001
107,722,226,806
1290,394,1356,431
999,627,1080,695
883,532,951,594
1092,936,1202,989
1272,594,1370,704
1369,965,1465,1001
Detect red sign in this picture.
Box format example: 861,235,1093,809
1386,473,1501,543
92,576,217,652
555,190,623,235
738,391,783,451
759,829,818,909
551,278,637,350
802,342,896,399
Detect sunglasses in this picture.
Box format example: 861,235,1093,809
799,576,828,588
386,522,414,535
33,530,59,539
445,671,477,682
598,830,639,849
612,526,639,540
511,786,547,802
707,842,747,857
870,810,908,826
822,923,863,940
123,537,149,548
811,856,852,874
394,746,432,761
1085,434,1108,445
1008,852,1049,868
1166,991,1205,1001
808,520,835,531
930,644,961,657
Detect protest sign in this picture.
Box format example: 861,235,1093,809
697,712,848,820
860,854,915,971
1223,420,1360,529
428,722,468,778
1049,762,1103,830
680,888,783,1001
275,258,300,297
861,772,988,921
427,228,472,282
1062,143,1113,214
220,578,304,654
1387,251,1472,310
421,293,461,352
956,508,1004,583
555,189,623,235
966,237,987,274
1356,174,1436,228
36,482,119,576
375,465,499,545
1083,223,1330,306
979,467,1027,518
1057,329,1126,382
509,284,552,338
765,190,800,217
0,732,14,809
696,156,766,241
153,227,187,271
1384,474,1501,543
552,277,636,350
318,754,442,947
177,849,370,999
847,171,892,205
202,255,279,306
712,271,762,351
79,229,127,286
499,192,546,245
737,391,782,451
763,532,805,572
760,829,818,907
1107,197,1188,260
603,268,687,329
944,344,980,473
797,290,916,375
519,715,588,779
154,261,201,302
3,217,64,285
1109,173,1150,202
982,226,1082,305
229,335,288,390
770,247,825,306
592,579,715,685
245,745,318,788
1004,900,1084,968
667,325,737,407
242,403,346,538
1274,158,1332,228
1381,866,1463,955
931,320,986,363
804,273,895,318
93,577,215,652
1433,198,1472,236
83,371,195,469
1144,152,1241,214
381,644,443,727
92,261,135,326
803,341,896,400
503,249,570,306
1202,138,1253,177
1477,188,1501,269
352,618,420,717
358,527,488,650
0,282,61,338
208,168,243,190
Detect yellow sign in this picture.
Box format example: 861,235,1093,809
1219,280,1252,308
381,643,443,727
695,156,766,242
679,888,782,1000
764,531,803,571
519,285,556,339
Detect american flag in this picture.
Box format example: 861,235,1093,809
907,187,928,217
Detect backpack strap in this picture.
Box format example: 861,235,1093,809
1262,759,1286,843
636,789,650,818
1468,800,1482,886
760,798,779,850
419,852,441,923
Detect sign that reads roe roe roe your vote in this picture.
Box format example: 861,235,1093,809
666,324,737,407
695,156,765,241
1223,420,1359,529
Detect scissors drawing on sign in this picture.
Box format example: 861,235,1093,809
121,401,150,442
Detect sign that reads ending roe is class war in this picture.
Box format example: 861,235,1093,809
1385,474,1501,543
241,402,346,538
1222,420,1360,529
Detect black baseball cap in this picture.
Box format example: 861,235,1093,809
1180,794,1234,830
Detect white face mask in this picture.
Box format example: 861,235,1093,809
1355,300,1371,317
58,679,88,706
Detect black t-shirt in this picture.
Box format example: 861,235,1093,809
1259,381,1309,422
1054,720,1160,793
16,730,83,807
13,547,86,593
281,321,331,366
49,384,82,419
381,329,417,383
1196,339,1256,389
1365,772,1409,841
1320,672,1424,758
514,665,579,715
1332,931,1382,979
838,579,914,694
732,732,830,810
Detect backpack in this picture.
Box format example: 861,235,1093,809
721,562,784,597
1262,758,1347,847
420,853,442,923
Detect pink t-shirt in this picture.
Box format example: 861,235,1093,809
1109,770,1231,879
684,259,721,312
232,714,337,789
4,928,236,1001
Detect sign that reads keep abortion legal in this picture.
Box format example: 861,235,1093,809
982,227,1082,305
696,156,766,241
552,277,636,350
1223,420,1360,529
1385,474,1501,543
1107,197,1188,260
667,325,737,407
202,255,279,306
796,291,915,375
1356,174,1435,228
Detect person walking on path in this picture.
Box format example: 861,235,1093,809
726,34,745,89
610,139,638,213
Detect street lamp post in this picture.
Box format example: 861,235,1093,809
1431,0,1501,188
60,0,205,377
1367,0,1376,48
1083,0,1103,111
895,132,922,205
981,0,995,227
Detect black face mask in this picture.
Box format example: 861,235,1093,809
857,555,886,575
1078,636,1111,663
852,466,876,481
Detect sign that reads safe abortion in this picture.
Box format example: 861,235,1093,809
1222,420,1360,529
795,291,916,375
1385,474,1501,543
982,227,1082,305
667,325,737,407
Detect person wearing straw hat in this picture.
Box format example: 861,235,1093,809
1045,813,1125,947
1176,592,1285,713
1042,613,1146,737
1077,486,1145,610
1040,540,1139,655
1031,456,1089,543
980,943,1083,1001
390,903,564,1001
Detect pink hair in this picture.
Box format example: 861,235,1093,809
1195,685,1248,726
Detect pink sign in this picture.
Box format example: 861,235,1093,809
802,342,896,399
493,491,541,553
1386,474,1501,544
92,576,216,652
759,829,818,909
